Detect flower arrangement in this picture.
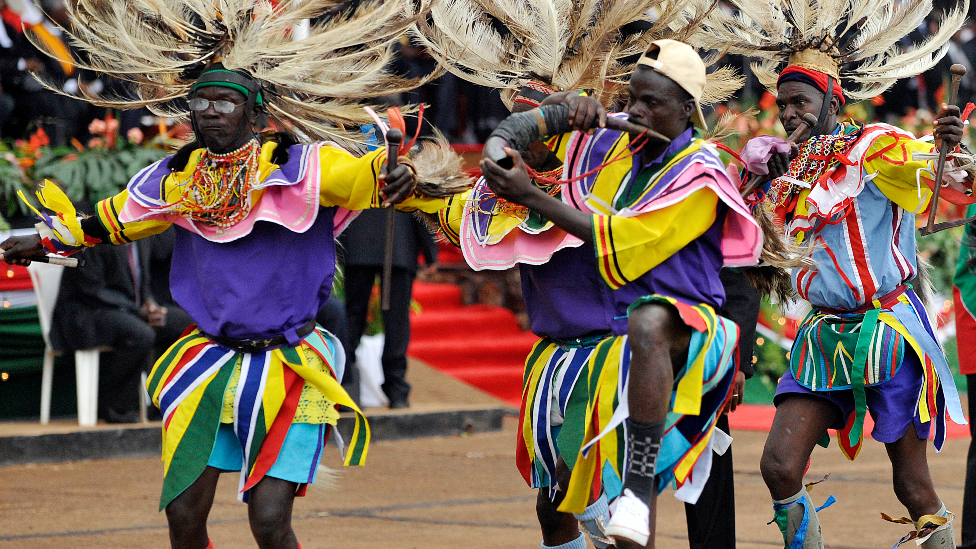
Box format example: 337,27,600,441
0,114,182,221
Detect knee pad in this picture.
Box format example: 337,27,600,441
574,493,612,549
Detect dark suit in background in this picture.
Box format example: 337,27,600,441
340,209,438,408
50,242,154,422
683,268,761,548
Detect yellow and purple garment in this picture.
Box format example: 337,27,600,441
553,296,739,513
757,122,969,457
445,125,757,511
33,140,445,509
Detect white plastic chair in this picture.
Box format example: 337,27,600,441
27,262,103,426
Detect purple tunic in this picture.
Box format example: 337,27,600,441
170,209,338,340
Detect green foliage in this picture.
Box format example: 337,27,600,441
33,145,167,202
0,118,172,216
0,143,31,218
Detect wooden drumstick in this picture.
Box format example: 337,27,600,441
921,63,967,235
381,128,403,311
0,252,84,267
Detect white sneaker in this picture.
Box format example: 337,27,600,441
605,489,650,546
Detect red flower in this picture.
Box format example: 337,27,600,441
28,128,49,150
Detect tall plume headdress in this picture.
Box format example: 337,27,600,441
691,0,969,103
408,0,743,109
29,0,432,143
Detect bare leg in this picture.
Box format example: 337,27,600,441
611,302,691,549
248,476,300,549
761,395,838,548
166,466,221,549
537,457,584,546
760,395,838,499
886,425,942,520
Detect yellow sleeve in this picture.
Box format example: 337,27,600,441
436,189,471,247
317,145,445,214
863,134,936,213
94,190,172,244
592,188,719,289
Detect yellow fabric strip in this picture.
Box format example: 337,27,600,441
287,359,370,465
673,428,712,483
521,342,557,464
673,306,716,416
593,189,718,289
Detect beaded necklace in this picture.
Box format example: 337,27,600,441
764,122,863,217
159,139,261,228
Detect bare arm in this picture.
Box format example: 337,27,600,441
479,147,592,243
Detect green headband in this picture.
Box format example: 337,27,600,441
192,69,264,105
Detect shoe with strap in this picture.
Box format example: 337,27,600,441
605,489,650,546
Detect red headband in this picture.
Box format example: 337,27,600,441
513,81,557,108
778,65,846,106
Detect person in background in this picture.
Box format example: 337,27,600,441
341,209,438,409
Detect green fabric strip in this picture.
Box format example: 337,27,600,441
848,308,881,448
159,362,235,510
246,407,267,474
556,362,591,470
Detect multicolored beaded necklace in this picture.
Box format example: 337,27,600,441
764,121,863,220
159,139,261,228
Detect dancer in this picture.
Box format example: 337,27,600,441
696,0,974,545
0,1,465,548
413,3,755,547
434,40,760,548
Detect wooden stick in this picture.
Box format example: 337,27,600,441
740,113,819,198
381,128,403,311
0,252,84,267
604,116,671,144
921,63,968,235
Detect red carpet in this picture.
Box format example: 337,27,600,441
729,404,970,439
409,280,972,439
408,281,532,406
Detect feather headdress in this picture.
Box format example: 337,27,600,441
692,0,969,101
30,0,432,142
409,0,742,108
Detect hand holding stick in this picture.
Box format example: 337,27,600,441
0,252,84,267
740,113,818,198
921,63,967,235
381,128,403,311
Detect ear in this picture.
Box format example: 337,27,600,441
829,94,841,116
683,99,695,119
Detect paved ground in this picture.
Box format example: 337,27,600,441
0,413,971,549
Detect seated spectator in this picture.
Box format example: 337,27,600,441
144,226,193,352
50,239,182,423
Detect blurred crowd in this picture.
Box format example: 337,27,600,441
2,0,975,149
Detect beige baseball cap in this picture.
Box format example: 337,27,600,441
636,39,707,130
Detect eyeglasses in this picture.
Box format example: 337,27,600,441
188,98,246,114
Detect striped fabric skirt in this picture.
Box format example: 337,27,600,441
146,326,369,510
517,295,740,513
